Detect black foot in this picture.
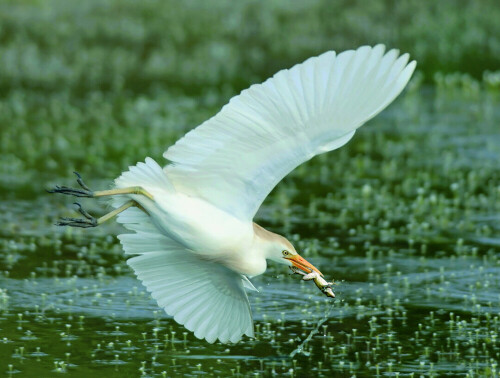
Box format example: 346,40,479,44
56,203,98,228
47,172,94,197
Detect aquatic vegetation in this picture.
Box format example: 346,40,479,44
1,0,499,376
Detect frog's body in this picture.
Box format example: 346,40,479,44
293,268,336,298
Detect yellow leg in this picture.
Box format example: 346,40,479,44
57,200,145,228
96,201,137,225
93,187,153,200
48,172,154,200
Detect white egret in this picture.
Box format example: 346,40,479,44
51,45,416,343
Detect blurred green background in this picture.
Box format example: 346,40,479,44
1,0,500,189
0,0,499,376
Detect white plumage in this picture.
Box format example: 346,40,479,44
164,44,415,219
111,45,416,343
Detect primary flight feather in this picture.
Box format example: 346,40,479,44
51,44,416,344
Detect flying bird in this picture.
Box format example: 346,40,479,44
50,45,416,343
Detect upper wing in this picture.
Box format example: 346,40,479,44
116,206,254,344
164,45,416,220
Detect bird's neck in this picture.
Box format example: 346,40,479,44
252,222,284,259
253,222,277,243
222,223,283,277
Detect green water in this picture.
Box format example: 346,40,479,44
1,1,500,376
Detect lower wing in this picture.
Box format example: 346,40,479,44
116,205,255,344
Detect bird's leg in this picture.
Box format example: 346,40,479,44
48,172,154,200
57,200,140,228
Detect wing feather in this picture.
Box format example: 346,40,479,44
115,200,255,344
128,250,254,344
163,45,416,220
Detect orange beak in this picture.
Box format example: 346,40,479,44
286,254,323,277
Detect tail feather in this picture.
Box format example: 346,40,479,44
111,157,173,219
114,157,173,191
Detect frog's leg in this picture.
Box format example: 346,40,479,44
301,272,318,281
289,266,306,275
48,172,153,200
56,200,142,228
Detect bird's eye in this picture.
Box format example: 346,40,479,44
282,250,290,256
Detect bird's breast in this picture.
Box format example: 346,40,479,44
130,189,268,276
141,190,254,254
221,250,267,277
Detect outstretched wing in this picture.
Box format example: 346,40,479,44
164,45,416,220
117,206,254,344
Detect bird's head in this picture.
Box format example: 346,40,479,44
256,223,323,277
278,247,324,277
271,234,323,276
